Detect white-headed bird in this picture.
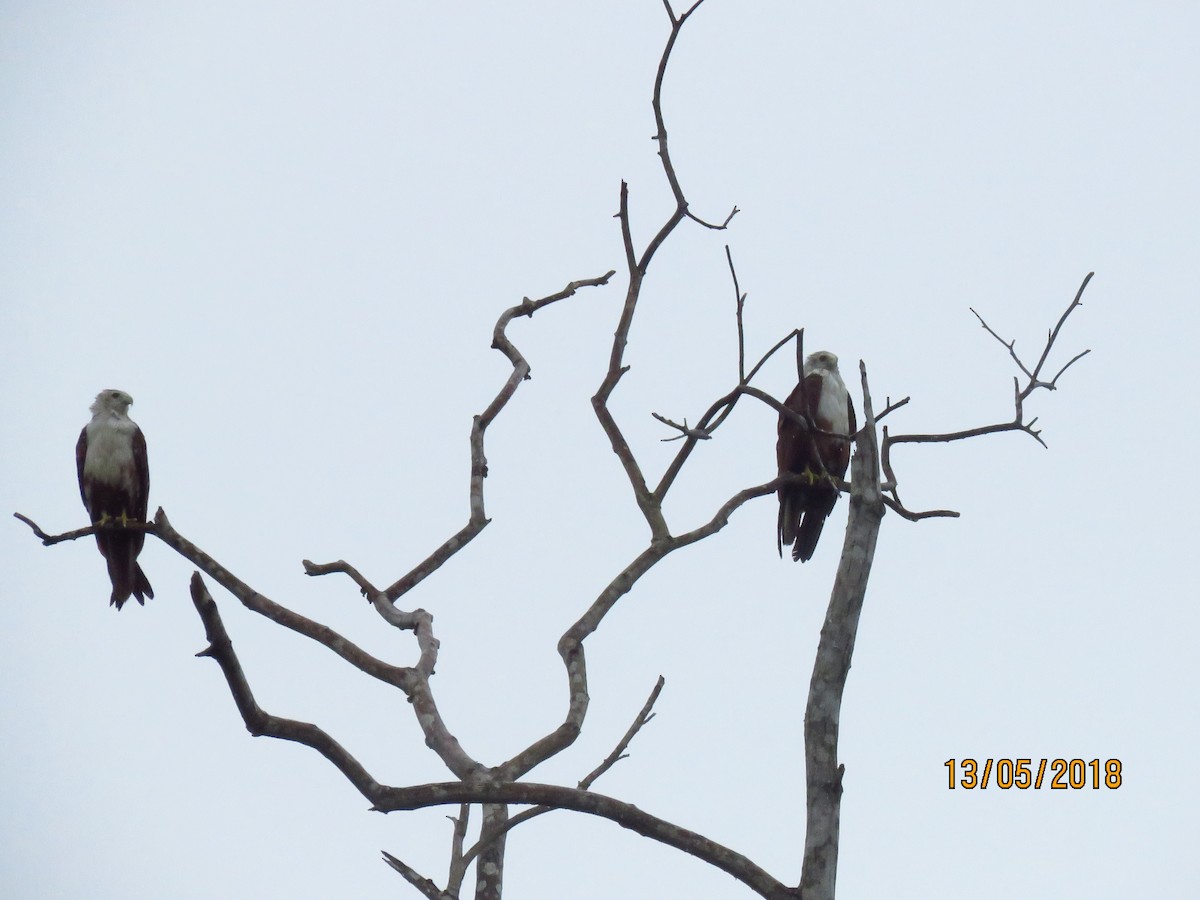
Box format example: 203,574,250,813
777,352,855,562
76,389,153,608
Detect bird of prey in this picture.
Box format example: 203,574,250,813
76,389,153,609
777,351,856,562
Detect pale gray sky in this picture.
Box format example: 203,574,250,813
3,2,1197,898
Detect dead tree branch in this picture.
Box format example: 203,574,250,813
730,246,748,381
882,273,1093,518
459,676,667,870
654,1,737,230
189,575,793,898
445,804,471,896
650,247,810,501
301,558,378,597
651,412,712,441
302,270,615,614
154,510,483,780
799,362,885,900
13,513,154,545
382,852,451,900
373,782,797,900
189,573,385,795
594,0,739,539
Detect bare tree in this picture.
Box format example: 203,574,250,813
17,3,1090,899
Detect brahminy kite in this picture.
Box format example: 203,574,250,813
76,389,153,609
777,351,856,562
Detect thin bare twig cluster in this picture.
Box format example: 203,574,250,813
881,272,1093,521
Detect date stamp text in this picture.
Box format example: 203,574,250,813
944,758,1122,790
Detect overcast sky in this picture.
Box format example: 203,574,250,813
3,2,1197,898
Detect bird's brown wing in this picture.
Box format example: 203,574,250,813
132,426,150,522
75,427,90,512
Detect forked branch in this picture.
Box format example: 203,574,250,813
457,676,667,871
303,270,615,613
189,573,384,796
650,247,811,500
882,273,1093,518
190,578,793,898
595,0,738,534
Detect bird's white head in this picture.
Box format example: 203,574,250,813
803,351,840,375
90,389,134,416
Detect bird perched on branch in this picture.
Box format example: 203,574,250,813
76,389,153,609
777,351,856,562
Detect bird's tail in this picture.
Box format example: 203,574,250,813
793,514,826,563
106,552,133,610
133,563,154,604
792,488,840,563
777,488,803,557
107,550,153,611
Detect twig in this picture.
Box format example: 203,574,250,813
881,497,960,521
662,0,710,27
686,204,740,230
579,675,666,789
969,306,1034,380
898,279,1092,448
728,246,747,382
651,389,740,497
12,512,154,546
153,511,416,688
969,271,1094,400
1027,271,1093,388
670,477,791,548
300,271,614,622
882,273,1092,520
594,0,734,530
653,326,804,501
446,804,471,895
888,419,1042,448
595,184,668,537
381,851,449,900
652,0,725,226
378,270,614,607
875,396,910,423
301,558,378,598
877,425,958,520
492,542,670,782
460,676,667,868
652,413,711,441
746,328,802,387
